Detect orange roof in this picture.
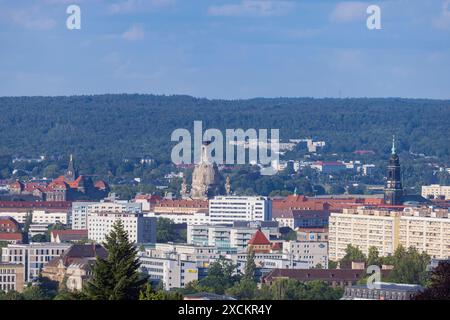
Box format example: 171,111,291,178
68,176,83,188
94,180,108,189
248,230,270,246
0,232,23,241
51,229,88,236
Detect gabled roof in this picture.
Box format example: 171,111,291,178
248,230,270,246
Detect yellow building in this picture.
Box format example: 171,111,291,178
329,207,450,261
0,263,24,293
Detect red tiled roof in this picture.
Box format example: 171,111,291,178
94,180,108,189
248,230,270,245
135,194,162,202
0,201,71,209
68,176,83,188
51,229,88,237
0,232,22,241
156,199,208,208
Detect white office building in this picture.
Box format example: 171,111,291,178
187,221,279,251
139,250,199,289
71,201,97,230
209,196,271,224
1,243,71,282
87,201,156,244
281,241,328,268
2,209,69,225
145,211,210,226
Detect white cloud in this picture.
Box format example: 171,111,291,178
108,0,175,15
433,0,450,30
207,0,294,17
122,24,145,41
8,8,56,30
330,1,367,23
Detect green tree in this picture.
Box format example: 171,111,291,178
226,249,258,300
156,218,184,243
22,285,48,300
328,260,338,269
31,234,49,243
198,256,240,294
416,262,450,300
243,249,256,282
84,220,147,300
282,230,298,241
388,245,430,285
139,282,183,300
340,244,367,269
367,246,381,267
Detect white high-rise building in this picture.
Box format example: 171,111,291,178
208,196,271,224
71,202,97,230
87,201,156,244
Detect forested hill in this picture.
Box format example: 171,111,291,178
0,94,449,165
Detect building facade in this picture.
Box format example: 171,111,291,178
209,196,271,224
87,201,156,244
329,206,450,260
0,263,25,293
422,185,450,200
71,201,97,230
1,243,71,282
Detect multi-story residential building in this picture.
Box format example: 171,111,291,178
329,206,450,261
87,201,156,244
329,208,401,261
1,243,71,282
0,201,71,224
0,263,25,293
296,227,328,242
187,221,279,251
399,207,450,259
146,211,210,226
71,201,97,230
152,199,208,215
422,185,450,200
282,241,328,268
209,196,271,224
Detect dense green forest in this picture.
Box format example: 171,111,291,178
0,94,448,160
0,94,448,197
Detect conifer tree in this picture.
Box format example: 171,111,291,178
243,248,256,282
84,220,147,300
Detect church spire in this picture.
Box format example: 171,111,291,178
391,135,396,155
65,154,77,181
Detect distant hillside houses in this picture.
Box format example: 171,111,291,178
6,155,109,202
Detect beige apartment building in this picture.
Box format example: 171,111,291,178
421,185,450,200
329,207,450,261
0,263,25,293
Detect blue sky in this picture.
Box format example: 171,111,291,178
0,0,449,99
